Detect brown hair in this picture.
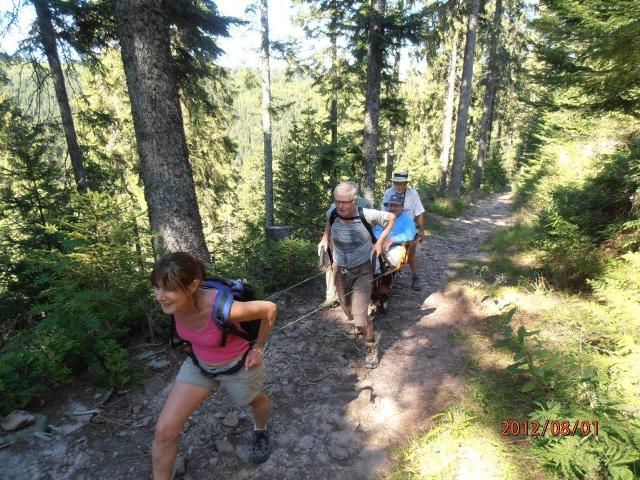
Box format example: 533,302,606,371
150,252,206,306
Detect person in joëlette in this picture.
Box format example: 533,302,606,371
380,171,426,290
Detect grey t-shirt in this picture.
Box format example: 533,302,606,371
329,207,390,268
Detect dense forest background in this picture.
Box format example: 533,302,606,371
1,0,639,478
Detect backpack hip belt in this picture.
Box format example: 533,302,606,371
193,347,252,379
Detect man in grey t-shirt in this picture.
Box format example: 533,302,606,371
323,193,372,306
318,181,394,368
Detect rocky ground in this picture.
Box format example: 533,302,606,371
1,192,514,480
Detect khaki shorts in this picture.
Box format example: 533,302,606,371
333,260,373,327
176,357,265,407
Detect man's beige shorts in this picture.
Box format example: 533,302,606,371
176,357,265,407
333,260,373,327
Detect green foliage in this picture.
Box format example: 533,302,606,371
492,293,640,479
0,337,47,414
275,108,332,240
534,0,640,117
530,402,640,480
426,197,470,218
547,140,640,243
482,149,509,191
0,192,152,415
0,97,70,251
49,0,238,116
539,211,601,289
0,96,71,323
589,252,640,341
214,237,317,297
512,112,639,290
486,132,640,477
493,306,561,393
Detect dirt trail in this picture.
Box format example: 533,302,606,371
1,192,514,480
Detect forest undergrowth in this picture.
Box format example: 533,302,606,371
387,117,640,480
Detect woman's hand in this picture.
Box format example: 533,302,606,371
245,346,264,369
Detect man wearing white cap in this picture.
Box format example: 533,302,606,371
381,171,425,290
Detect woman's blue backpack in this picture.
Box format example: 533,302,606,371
201,276,260,346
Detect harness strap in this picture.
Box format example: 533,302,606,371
193,346,251,379
329,206,376,244
357,207,376,245
213,290,233,346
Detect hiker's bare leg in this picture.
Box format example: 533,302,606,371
152,382,210,480
358,321,374,342
351,269,373,341
408,243,418,276
250,392,269,429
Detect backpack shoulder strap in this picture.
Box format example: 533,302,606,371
217,290,234,325
212,289,234,346
203,277,233,289
329,207,339,226
212,289,255,345
358,207,376,244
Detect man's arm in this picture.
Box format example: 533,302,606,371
410,190,426,242
318,222,331,256
416,212,425,242
373,212,395,256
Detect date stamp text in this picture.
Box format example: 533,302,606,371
500,419,599,437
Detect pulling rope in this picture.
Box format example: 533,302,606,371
264,271,326,301
270,265,394,336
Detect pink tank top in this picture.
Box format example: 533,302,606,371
174,290,250,364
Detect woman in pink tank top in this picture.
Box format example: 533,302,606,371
150,252,277,479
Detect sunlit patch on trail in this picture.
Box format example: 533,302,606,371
373,396,401,424
388,409,523,480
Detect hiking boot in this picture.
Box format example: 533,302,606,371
411,275,421,291
364,339,379,369
251,429,271,464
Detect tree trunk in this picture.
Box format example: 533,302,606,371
473,0,503,195
385,39,402,185
261,0,274,228
114,0,210,263
486,94,498,152
329,3,338,188
360,0,385,205
422,120,429,165
439,33,458,194
448,0,480,198
33,0,87,194
491,113,502,161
